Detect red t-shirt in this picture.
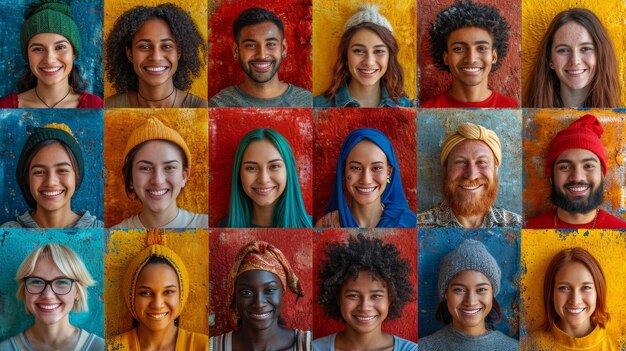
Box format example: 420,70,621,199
525,209,626,229
0,92,103,108
421,90,518,108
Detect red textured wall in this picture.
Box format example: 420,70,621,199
313,108,417,222
209,228,313,335
312,229,418,341
208,0,312,98
417,0,521,104
208,108,313,226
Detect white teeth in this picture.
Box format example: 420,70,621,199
569,186,589,192
252,62,271,68
567,69,585,74
460,185,480,190
149,189,168,196
566,307,585,314
145,66,167,72
461,308,481,315
254,187,275,194
41,67,62,73
355,315,376,321
38,303,61,310
148,312,167,319
359,69,377,74
356,187,376,193
42,190,63,196
249,312,271,318
462,67,481,72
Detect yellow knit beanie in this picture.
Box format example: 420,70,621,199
439,122,501,168
123,117,192,166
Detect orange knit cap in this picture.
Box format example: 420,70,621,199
123,117,192,166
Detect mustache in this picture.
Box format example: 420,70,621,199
563,181,591,187
458,178,487,187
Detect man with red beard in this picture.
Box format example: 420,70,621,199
209,8,312,107
526,115,626,229
417,122,521,228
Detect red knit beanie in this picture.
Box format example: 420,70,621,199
545,114,607,179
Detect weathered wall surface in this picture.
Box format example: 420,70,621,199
104,109,208,227
313,0,416,99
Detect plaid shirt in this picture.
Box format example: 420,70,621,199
417,202,521,228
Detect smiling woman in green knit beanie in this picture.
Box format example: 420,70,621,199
0,0,103,108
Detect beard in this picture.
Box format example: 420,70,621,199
443,171,499,217
240,56,282,84
550,179,604,214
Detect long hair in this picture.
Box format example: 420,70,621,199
227,129,311,228
16,64,86,93
525,8,620,107
323,22,406,103
540,247,609,331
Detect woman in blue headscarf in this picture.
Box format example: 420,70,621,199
315,128,416,228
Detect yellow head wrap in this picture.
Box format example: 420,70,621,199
439,122,501,168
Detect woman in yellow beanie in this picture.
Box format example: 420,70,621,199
111,117,208,228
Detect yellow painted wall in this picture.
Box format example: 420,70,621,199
104,0,208,99
522,0,626,105
312,0,417,99
104,229,209,337
521,230,626,347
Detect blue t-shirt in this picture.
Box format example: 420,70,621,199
314,333,417,351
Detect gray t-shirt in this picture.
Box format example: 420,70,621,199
419,325,518,351
0,211,103,228
209,84,312,107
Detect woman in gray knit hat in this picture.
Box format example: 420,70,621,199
419,239,518,351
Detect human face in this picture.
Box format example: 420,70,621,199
233,21,286,84
339,271,389,335
134,263,180,332
445,270,493,336
29,142,76,214
235,270,283,330
344,140,391,208
240,139,287,210
444,27,497,90
551,148,603,214
131,140,189,214
550,22,597,93
347,28,389,89
553,261,597,336
444,140,498,217
24,255,78,327
27,33,74,87
126,19,179,88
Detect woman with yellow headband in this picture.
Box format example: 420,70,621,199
210,241,311,350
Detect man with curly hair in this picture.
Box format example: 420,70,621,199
421,1,518,108
209,8,312,107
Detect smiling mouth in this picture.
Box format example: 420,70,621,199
37,303,61,311
147,312,168,320
40,190,64,199
566,69,586,75
253,186,276,195
354,314,378,322
459,184,483,191
459,307,482,316
148,189,169,197
144,66,168,72
565,183,590,196
250,61,273,72
40,67,63,73
355,186,377,194
248,310,273,320
565,307,586,315
461,67,482,73
357,68,379,77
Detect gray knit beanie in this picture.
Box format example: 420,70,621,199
437,239,501,301
344,4,393,33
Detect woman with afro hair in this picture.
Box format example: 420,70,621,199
314,234,417,351
105,3,207,108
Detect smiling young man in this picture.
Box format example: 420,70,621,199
417,122,521,228
421,1,517,108
209,8,312,107
526,114,626,229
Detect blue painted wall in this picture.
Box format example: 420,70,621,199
0,109,104,224
418,228,520,339
0,229,104,338
0,0,104,98
417,109,523,214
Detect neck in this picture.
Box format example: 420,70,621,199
556,318,594,338
236,323,286,351
451,319,487,337
32,205,79,228
34,82,72,106
27,319,76,349
136,324,178,351
139,204,179,228
252,203,275,227
348,81,381,107
556,207,597,225
136,80,177,107
348,200,383,228
336,328,390,351
454,212,485,229
239,76,287,99
560,85,590,107
448,81,491,103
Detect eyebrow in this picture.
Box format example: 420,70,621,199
344,288,386,293
135,38,175,43
348,161,384,165
554,42,594,47
555,158,598,164
450,282,490,287
31,162,72,169
136,160,180,165
450,40,491,46
350,43,387,49
241,37,279,43
242,158,283,165
29,40,69,48
138,284,177,289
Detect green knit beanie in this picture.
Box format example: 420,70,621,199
20,0,81,60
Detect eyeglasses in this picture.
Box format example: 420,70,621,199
24,277,76,295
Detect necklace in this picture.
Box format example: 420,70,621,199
34,86,71,108
137,85,175,103
554,209,598,229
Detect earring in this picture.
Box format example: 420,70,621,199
386,176,390,184
281,52,286,58
234,54,239,60
549,62,554,69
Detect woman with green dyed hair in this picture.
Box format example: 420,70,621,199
223,128,311,228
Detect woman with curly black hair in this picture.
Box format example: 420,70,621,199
105,3,207,108
315,234,417,351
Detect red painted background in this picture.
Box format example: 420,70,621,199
313,108,417,222
209,108,313,226
209,228,313,335
417,0,522,104
208,0,312,99
312,229,418,341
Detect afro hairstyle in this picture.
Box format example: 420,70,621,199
429,0,509,72
317,234,415,320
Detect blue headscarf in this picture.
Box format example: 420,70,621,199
326,128,416,228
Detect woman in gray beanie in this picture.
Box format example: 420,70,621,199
419,239,518,351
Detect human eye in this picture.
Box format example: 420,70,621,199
139,165,152,172
451,45,464,53
244,165,258,172
352,48,365,55
269,163,283,171
54,278,72,287
138,289,152,297
581,46,594,53
349,165,362,172
244,42,256,49
55,44,68,51
371,165,384,173
27,277,45,287
31,169,45,176
452,287,465,294
557,285,570,292
238,288,253,297
556,47,569,55
583,163,596,170
374,48,387,55
477,287,489,294
557,164,571,172
582,285,595,291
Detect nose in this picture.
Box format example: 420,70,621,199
40,283,56,298
357,297,370,310
361,169,374,184
569,165,585,183
464,290,478,305
43,49,56,63
151,169,165,185
463,163,479,180
149,47,163,61
253,292,266,307
570,50,581,65
363,52,375,66
464,48,477,63
150,293,165,308
256,45,267,59
568,289,582,305
43,172,59,186
257,168,270,184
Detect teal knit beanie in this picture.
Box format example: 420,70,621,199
20,0,81,60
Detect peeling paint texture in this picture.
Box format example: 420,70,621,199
313,108,417,222
104,0,208,99
520,230,626,346
418,228,520,339
209,0,312,99
0,109,104,224
105,229,208,337
209,228,313,335
418,0,521,104
0,0,104,98
208,108,313,226
313,0,417,99
418,109,522,214
522,0,626,106
523,109,626,220
104,109,208,227
0,229,104,338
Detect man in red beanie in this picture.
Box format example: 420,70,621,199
526,115,626,229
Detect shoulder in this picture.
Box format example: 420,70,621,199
490,91,519,108
78,92,104,108
294,329,312,351
209,331,232,351
0,220,22,228
285,84,313,100
0,334,21,351
315,210,340,228
3,211,39,228
313,333,335,351
420,93,449,108
417,202,456,228
176,328,208,350
597,210,626,228
76,211,104,228
313,94,334,108
178,209,209,228
524,210,555,229
394,97,415,107
208,86,242,107
489,207,522,228
418,327,451,350
486,330,519,349
111,215,138,229
392,335,417,351
107,329,136,350
79,329,104,351
0,93,18,108
105,93,130,108
182,92,208,108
